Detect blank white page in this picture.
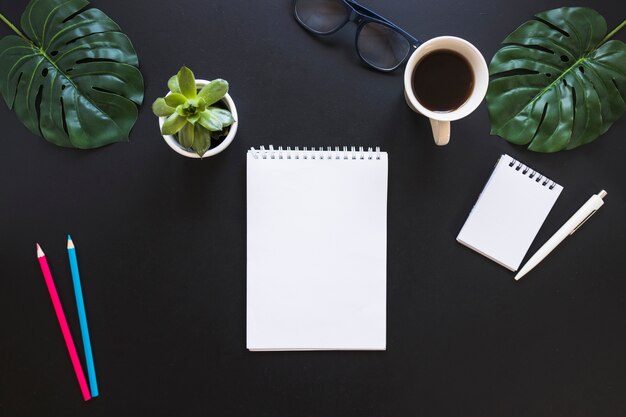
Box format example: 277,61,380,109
247,147,388,351
457,154,563,271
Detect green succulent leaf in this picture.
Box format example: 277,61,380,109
486,7,626,152
207,107,235,127
164,93,188,108
161,113,187,135
177,66,197,99
167,75,181,94
187,98,201,108
0,0,144,149
152,98,175,117
198,79,229,105
191,124,211,156
175,105,187,117
187,113,201,124
178,122,194,148
198,110,223,131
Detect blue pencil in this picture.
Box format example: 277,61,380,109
67,235,99,398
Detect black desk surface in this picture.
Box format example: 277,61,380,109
1,0,625,416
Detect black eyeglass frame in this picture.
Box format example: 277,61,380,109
294,0,422,72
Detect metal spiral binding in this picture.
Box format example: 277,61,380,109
250,145,381,160
507,156,556,189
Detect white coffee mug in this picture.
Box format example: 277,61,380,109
403,36,488,146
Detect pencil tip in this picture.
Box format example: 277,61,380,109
68,234,72,241
36,243,44,257
67,236,75,249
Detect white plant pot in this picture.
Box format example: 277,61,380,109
158,79,238,158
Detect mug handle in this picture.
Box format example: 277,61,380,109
429,119,450,146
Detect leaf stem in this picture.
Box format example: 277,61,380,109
599,19,626,46
0,12,30,42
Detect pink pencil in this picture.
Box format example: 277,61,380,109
37,244,91,401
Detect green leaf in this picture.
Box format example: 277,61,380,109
177,66,196,99
207,107,235,127
167,75,181,94
486,7,626,152
177,122,194,148
191,124,211,157
197,110,223,131
187,113,201,124
161,114,187,135
152,98,175,117
187,98,201,108
198,79,228,106
164,93,187,107
197,97,207,108
0,0,144,149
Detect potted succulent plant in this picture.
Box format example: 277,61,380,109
152,66,238,158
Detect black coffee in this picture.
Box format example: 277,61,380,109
412,49,474,112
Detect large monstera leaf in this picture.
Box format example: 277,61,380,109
0,0,144,149
487,8,626,152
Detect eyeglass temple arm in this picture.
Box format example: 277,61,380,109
346,0,421,46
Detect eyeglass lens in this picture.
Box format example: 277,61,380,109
294,0,349,34
357,21,411,70
295,0,412,70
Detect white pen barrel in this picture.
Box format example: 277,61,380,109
515,191,606,280
541,196,599,251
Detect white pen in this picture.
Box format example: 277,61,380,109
515,190,607,281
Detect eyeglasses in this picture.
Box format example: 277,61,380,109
294,0,421,72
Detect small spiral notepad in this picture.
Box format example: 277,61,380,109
457,154,564,271
247,146,388,351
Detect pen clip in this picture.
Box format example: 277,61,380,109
570,210,597,235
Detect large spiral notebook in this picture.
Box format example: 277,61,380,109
457,154,563,271
247,146,388,351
